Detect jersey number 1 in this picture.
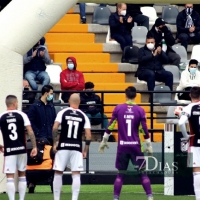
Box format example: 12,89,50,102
8,123,18,140
67,121,79,139
126,119,132,136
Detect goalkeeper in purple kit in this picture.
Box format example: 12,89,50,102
99,86,153,200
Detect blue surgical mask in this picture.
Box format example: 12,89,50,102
68,63,74,70
190,68,196,74
47,94,53,101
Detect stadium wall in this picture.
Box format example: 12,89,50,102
0,0,78,193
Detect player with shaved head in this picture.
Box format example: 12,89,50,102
52,93,91,200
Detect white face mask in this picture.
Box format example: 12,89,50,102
146,43,155,51
120,10,126,16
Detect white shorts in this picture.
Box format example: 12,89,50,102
3,153,27,174
53,150,83,172
188,146,200,167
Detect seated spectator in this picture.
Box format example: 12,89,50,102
149,18,180,67
24,37,51,90
176,59,200,101
80,82,108,127
79,3,86,23
137,34,173,92
60,57,85,103
127,4,149,30
177,4,200,50
109,3,134,51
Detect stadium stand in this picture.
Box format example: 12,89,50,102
43,4,195,143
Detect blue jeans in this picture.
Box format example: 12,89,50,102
25,70,50,90
79,3,85,18
86,113,108,128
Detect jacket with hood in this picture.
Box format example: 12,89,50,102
177,66,200,90
149,25,176,53
60,57,85,102
23,37,51,72
28,99,56,139
80,92,102,115
137,45,169,76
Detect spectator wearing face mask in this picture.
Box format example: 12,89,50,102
27,85,56,143
149,18,180,68
60,57,85,103
109,3,134,51
176,59,200,101
136,34,173,92
177,4,200,50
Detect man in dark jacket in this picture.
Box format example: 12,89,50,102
28,85,56,144
80,82,108,130
137,35,173,91
127,4,150,30
149,18,181,67
24,37,51,90
177,4,200,50
109,3,134,51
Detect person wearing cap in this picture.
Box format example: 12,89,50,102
176,59,200,101
23,37,51,90
149,18,181,68
177,4,200,50
60,57,85,103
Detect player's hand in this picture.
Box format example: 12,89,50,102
181,134,195,142
53,145,57,153
0,145,4,153
82,151,87,159
99,141,109,153
174,106,183,118
144,139,153,155
30,147,37,157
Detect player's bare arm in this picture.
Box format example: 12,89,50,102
52,121,60,153
83,128,91,158
0,144,4,153
26,125,37,157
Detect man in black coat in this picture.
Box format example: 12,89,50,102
177,4,200,50
149,18,181,67
109,3,134,50
137,35,173,91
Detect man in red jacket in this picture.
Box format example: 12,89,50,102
60,57,85,103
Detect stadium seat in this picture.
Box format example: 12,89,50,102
55,105,68,115
92,6,111,25
141,6,158,25
172,45,188,63
174,86,191,104
166,106,179,124
136,78,163,86
132,26,148,45
121,45,139,64
191,45,200,62
86,3,99,6
163,65,180,84
153,85,177,104
162,6,179,25
46,64,62,85
106,27,119,44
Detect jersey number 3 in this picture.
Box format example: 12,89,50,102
8,123,18,140
67,120,79,139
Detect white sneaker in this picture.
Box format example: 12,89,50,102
148,196,153,200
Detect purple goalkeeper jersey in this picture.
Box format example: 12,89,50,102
105,102,149,153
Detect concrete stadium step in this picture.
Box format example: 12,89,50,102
49,24,88,33
84,73,125,83
45,33,95,43
50,53,110,64
48,43,103,53
58,14,80,24
95,83,133,90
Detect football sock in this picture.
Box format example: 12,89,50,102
193,172,200,200
18,177,26,200
114,174,124,199
140,172,153,197
72,174,81,200
53,173,63,200
6,178,15,200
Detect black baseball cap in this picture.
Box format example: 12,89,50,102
155,18,166,27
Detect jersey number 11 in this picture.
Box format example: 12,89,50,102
67,120,79,139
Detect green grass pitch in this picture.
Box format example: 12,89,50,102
0,185,195,200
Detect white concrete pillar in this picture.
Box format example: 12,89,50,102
0,0,78,193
